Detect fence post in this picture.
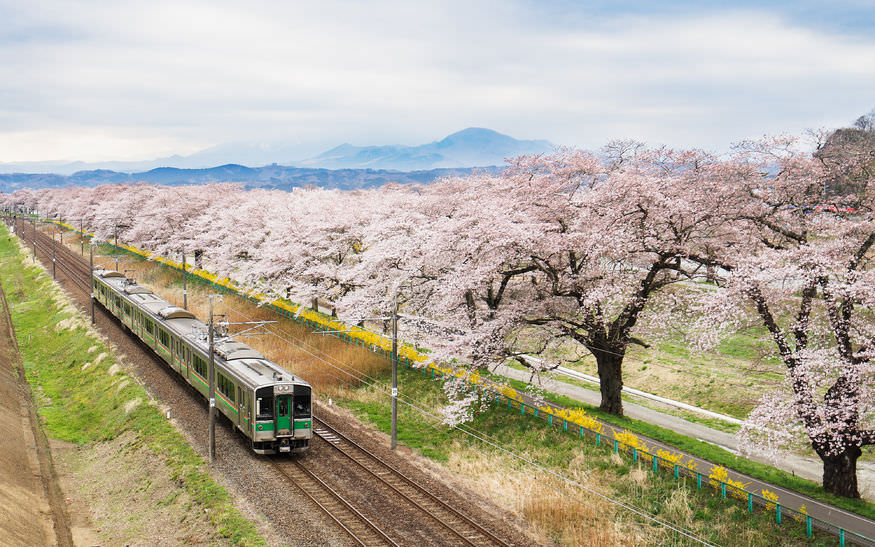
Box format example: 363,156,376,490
721,483,726,499
563,419,567,432
674,464,679,479
652,456,658,473
776,505,781,524
632,448,637,462
521,403,525,416
697,473,702,489
614,440,618,453
805,516,812,537
747,493,753,513
840,529,845,547
595,431,599,445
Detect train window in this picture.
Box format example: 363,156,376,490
193,355,207,377
145,319,154,335
158,329,170,347
277,397,289,417
217,374,235,403
256,396,274,419
294,395,311,418
124,303,131,315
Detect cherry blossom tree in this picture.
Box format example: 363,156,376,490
336,147,736,416
695,136,875,498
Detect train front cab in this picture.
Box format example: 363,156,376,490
252,384,312,454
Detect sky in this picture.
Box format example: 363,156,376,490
1,0,874,163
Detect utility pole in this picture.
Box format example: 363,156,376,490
391,296,398,450
51,225,56,279
114,223,119,271
90,244,95,324
208,295,217,463
80,218,84,255
182,248,188,310
31,218,35,263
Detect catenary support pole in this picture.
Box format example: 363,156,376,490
208,296,216,463
51,226,56,279
391,296,398,450
182,248,187,310
90,245,95,324
80,218,84,255
31,218,35,262
114,224,118,271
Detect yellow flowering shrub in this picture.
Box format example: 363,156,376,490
761,489,779,511
708,466,750,500
614,429,648,452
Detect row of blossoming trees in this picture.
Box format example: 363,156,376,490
3,134,873,498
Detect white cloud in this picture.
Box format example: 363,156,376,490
0,1,873,161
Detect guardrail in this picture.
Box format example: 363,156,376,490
33,215,875,546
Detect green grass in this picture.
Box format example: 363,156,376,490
0,226,264,546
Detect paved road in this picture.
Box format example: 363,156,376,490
492,364,875,545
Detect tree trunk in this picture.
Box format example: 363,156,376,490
820,446,861,498
595,350,624,416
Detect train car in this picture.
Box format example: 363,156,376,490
92,269,312,454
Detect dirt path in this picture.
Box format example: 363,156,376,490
0,282,74,547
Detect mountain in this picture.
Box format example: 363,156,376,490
0,127,551,175
300,128,553,170
0,164,500,193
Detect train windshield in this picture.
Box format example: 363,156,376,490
294,394,311,418
256,396,274,419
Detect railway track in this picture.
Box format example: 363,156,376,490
8,217,93,294
270,457,399,546
312,415,511,547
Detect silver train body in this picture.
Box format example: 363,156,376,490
92,269,312,454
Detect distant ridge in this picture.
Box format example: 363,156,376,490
0,127,553,176
0,165,501,193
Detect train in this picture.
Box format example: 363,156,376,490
91,268,312,454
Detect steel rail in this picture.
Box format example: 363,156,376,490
312,415,511,547
270,458,399,547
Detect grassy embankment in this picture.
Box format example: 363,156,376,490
0,227,265,545
88,235,854,545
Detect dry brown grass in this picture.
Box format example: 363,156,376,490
443,442,651,546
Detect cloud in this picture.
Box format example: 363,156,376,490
0,0,873,161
